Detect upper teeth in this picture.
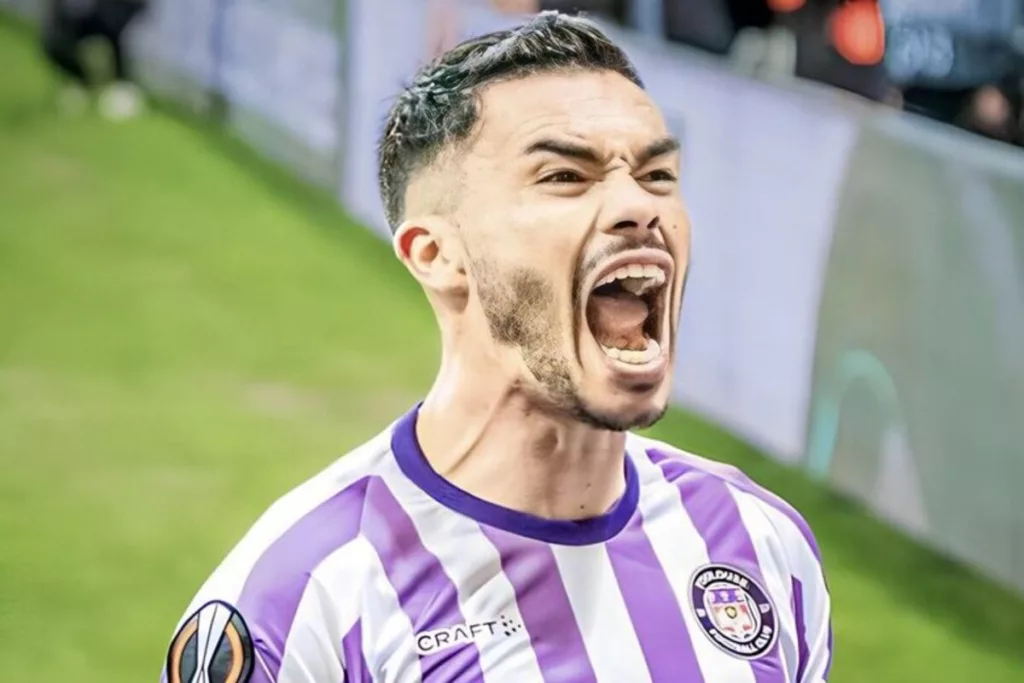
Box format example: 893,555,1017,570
595,264,667,294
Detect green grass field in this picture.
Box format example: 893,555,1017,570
1,18,1023,682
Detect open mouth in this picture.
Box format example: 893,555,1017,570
585,262,668,366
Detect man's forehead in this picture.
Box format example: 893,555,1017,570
472,71,667,156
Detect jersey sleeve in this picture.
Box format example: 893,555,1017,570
162,582,352,683
787,531,832,682
753,488,833,683
162,445,380,682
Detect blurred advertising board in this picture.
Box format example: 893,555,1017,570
217,0,342,185
128,0,221,103
131,0,344,187
340,0,524,232
806,116,1024,592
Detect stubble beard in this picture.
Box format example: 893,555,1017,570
473,258,665,432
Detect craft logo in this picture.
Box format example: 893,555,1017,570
415,614,523,656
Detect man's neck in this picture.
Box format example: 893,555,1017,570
415,358,628,521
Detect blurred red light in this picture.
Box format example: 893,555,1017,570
829,0,886,66
768,0,807,12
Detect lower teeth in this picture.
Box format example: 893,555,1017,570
601,339,661,364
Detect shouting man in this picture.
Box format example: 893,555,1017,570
163,12,832,683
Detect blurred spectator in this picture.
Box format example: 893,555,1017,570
879,0,1024,145
664,0,736,55
492,0,737,54
960,83,1021,143
41,0,149,120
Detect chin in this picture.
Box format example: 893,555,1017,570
572,375,673,432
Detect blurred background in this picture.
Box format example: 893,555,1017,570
0,0,1023,681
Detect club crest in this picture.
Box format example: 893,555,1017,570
689,564,778,660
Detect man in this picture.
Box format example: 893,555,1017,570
41,0,148,119
162,12,832,682
881,0,1024,139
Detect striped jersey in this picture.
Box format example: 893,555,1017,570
162,406,832,683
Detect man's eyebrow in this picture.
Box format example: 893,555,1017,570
636,135,681,167
523,135,680,167
524,138,602,164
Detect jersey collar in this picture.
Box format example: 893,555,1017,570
391,404,640,545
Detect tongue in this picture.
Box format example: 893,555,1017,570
587,290,650,350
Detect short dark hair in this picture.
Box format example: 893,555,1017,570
376,11,643,232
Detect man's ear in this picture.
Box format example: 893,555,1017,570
393,216,467,295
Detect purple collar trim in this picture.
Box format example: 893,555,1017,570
390,405,640,546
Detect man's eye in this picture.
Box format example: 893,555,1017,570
541,170,585,184
642,169,677,182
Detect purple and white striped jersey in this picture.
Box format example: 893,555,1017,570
163,407,832,683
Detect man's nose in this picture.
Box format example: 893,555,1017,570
601,178,661,236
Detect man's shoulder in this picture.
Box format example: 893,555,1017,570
175,423,397,613
225,422,397,570
254,426,393,530
629,431,755,487
164,424,400,678
628,432,822,561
